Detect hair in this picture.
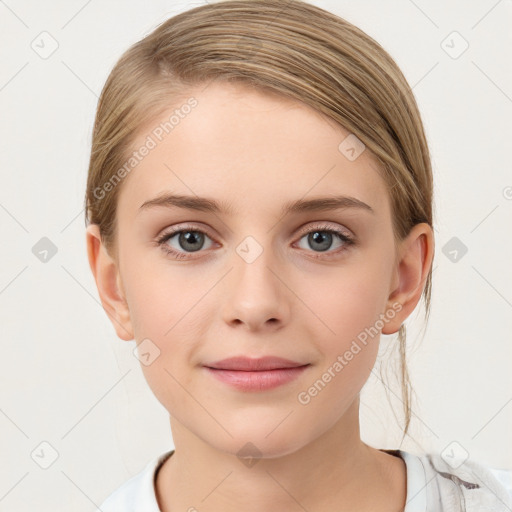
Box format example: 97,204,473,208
84,0,435,441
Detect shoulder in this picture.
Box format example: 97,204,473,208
399,449,512,511
95,450,174,512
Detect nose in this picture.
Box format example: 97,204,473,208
222,244,290,332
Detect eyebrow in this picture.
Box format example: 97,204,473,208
138,193,375,216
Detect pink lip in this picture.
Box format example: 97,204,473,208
203,356,310,391
205,356,307,371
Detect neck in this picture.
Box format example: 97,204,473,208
155,399,407,512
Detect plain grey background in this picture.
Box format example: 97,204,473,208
1,0,511,510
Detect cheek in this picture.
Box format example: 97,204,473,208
301,259,390,347
122,246,208,337
120,253,213,404
295,253,392,395
294,271,387,429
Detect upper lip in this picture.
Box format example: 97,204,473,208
205,356,309,371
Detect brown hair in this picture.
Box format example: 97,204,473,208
84,0,434,440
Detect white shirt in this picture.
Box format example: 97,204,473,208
96,449,512,511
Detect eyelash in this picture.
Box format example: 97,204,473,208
155,223,355,260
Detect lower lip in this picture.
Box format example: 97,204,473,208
204,365,309,391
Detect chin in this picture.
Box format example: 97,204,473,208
206,427,311,462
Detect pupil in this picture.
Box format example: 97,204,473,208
309,231,332,252
180,231,203,252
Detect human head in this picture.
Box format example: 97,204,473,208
85,0,434,442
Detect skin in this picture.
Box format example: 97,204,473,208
86,81,434,512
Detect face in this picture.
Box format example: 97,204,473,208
93,81,408,457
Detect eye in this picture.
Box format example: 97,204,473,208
155,222,355,261
156,225,215,260
294,223,355,258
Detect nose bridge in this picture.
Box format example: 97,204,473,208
233,232,280,298
222,232,289,329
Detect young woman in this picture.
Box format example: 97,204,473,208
85,1,512,510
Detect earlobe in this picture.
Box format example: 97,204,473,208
85,224,134,341
382,223,434,335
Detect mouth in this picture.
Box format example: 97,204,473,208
203,356,310,391
204,355,308,371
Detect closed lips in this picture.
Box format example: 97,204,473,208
205,356,309,371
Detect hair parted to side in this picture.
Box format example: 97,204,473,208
84,0,435,441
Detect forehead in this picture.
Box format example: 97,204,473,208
117,81,389,220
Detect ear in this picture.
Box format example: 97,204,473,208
382,222,434,335
86,224,134,341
